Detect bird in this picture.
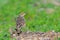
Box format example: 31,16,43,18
16,12,25,28
16,12,26,34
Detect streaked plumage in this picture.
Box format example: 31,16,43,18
16,12,25,34
16,12,25,28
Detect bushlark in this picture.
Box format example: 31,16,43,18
16,12,25,34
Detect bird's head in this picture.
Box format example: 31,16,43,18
20,12,25,17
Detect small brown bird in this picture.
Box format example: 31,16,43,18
16,12,25,28
16,12,26,34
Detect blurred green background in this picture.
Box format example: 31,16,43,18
0,0,60,40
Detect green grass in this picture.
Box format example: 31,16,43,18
0,0,60,40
